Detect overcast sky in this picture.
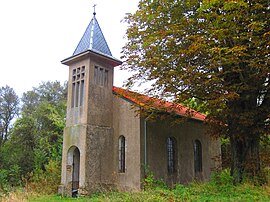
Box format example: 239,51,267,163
0,0,139,96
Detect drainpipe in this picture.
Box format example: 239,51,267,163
144,112,153,168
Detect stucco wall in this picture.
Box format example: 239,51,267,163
60,53,116,196
65,56,90,127
87,56,114,127
113,96,142,191
146,118,220,185
84,125,114,193
82,56,115,194
60,125,87,196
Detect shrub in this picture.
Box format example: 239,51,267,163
0,165,22,197
210,169,234,187
0,169,10,196
27,159,61,194
143,167,168,190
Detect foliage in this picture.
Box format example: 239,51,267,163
15,170,270,201
0,85,20,147
210,169,234,188
21,81,67,115
21,81,66,173
221,137,231,169
0,169,9,195
143,167,155,190
143,167,168,190
182,97,209,115
122,0,270,182
0,166,22,197
7,116,37,178
27,159,62,195
0,81,67,191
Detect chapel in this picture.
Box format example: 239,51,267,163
59,11,221,197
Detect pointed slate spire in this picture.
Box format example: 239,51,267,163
73,11,112,57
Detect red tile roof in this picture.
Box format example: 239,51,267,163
112,86,206,121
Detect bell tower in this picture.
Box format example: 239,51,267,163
59,10,122,196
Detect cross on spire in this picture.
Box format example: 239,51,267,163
93,4,97,16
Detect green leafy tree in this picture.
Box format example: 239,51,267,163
20,81,67,170
21,81,67,115
0,81,67,187
7,115,37,178
122,0,269,182
0,85,20,147
183,97,209,115
33,101,66,169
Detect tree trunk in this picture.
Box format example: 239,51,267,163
248,136,260,177
230,134,260,183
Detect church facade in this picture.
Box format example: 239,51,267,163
59,12,221,197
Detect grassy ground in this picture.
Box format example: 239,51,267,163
2,170,270,202
2,183,269,202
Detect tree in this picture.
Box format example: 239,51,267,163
20,81,67,170
0,81,67,186
6,115,37,178
122,0,269,182
21,81,67,115
0,85,20,147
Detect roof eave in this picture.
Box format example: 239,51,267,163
112,88,206,122
61,49,122,66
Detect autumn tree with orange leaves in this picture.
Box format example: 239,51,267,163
122,0,269,183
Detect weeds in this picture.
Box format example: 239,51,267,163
1,170,270,201
143,166,168,190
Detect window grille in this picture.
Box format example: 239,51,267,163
119,136,126,173
167,137,176,174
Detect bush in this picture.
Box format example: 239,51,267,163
210,169,234,187
0,169,10,196
143,167,168,190
0,165,22,197
27,159,61,194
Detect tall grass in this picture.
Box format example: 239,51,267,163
0,160,60,202
1,169,270,202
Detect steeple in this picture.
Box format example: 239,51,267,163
73,10,112,57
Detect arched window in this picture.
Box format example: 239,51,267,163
194,140,202,173
167,137,176,174
119,136,126,173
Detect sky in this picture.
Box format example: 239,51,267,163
0,0,139,96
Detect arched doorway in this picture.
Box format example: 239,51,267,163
72,147,80,197
67,146,80,197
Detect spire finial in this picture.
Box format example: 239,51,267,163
93,4,97,16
